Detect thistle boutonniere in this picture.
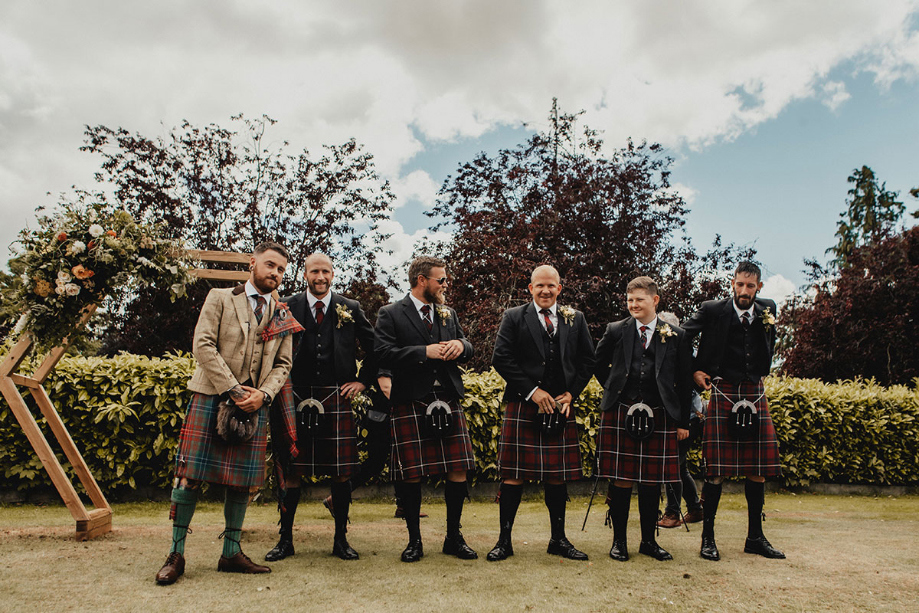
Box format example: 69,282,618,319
558,305,576,325
761,307,776,328
656,323,677,342
435,305,451,325
335,302,354,328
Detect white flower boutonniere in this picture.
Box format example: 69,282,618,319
558,305,576,325
761,308,776,328
657,323,677,342
435,305,451,325
335,302,354,328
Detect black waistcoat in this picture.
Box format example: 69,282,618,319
622,333,662,406
291,306,336,388
719,315,770,383
541,329,566,396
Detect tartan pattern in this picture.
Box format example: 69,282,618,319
289,386,359,477
595,402,679,483
174,392,269,488
704,378,782,477
497,401,583,481
390,394,475,481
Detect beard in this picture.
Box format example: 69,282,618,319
423,285,445,305
252,270,279,295
733,291,756,309
308,278,329,297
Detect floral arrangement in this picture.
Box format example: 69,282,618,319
761,307,776,328
335,302,354,328
435,305,451,325
558,305,576,325
656,323,677,342
4,200,195,349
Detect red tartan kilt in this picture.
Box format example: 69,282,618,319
175,392,269,488
595,403,679,483
497,401,583,481
390,394,476,481
290,386,359,477
704,378,782,477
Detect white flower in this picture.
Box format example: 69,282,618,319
88,224,105,237
57,271,72,283
69,240,86,255
558,305,576,325
435,305,451,325
64,283,81,296
12,313,29,335
55,285,66,295
167,265,178,275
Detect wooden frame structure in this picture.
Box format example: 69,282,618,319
0,250,251,540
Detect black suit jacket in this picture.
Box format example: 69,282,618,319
593,317,692,427
680,297,777,380
283,291,378,387
492,303,595,403
374,294,473,402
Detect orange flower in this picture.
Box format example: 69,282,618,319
106,230,117,237
72,265,95,280
56,231,67,242
87,240,96,250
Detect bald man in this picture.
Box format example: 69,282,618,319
487,265,596,561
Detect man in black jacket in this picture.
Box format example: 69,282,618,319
266,253,378,562
681,261,784,562
374,256,477,563
593,276,692,561
487,265,595,562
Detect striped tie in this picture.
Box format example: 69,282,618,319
540,308,555,337
421,305,433,332
254,295,266,322
640,325,649,349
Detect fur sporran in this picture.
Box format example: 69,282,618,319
215,397,258,444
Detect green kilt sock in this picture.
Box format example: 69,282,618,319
222,488,249,558
169,487,198,555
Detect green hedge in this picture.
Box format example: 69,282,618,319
2,353,919,496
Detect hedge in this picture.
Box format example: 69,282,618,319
2,352,919,497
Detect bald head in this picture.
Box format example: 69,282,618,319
304,252,334,298
305,253,333,270
530,265,560,284
529,265,562,309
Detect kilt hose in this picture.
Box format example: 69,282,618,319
497,401,583,482
596,403,679,483
390,393,475,481
704,378,782,477
174,392,269,489
290,386,359,478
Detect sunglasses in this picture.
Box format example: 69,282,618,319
423,274,448,285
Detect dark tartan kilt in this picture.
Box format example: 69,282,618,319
497,401,583,481
390,393,475,481
290,386,359,478
704,378,782,477
596,403,679,483
174,392,269,489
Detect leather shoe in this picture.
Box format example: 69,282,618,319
155,552,185,585
683,508,704,524
744,536,786,559
333,536,359,560
639,540,673,561
218,551,271,574
264,538,294,561
547,537,588,561
443,532,478,559
657,511,682,529
608,539,629,562
486,538,514,562
700,536,720,561
401,539,424,562
322,495,335,518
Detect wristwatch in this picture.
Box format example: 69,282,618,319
262,391,272,406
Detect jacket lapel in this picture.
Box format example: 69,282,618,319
524,304,546,358
233,290,251,341
654,322,667,375
557,307,569,362
329,292,340,347
402,294,429,340
622,317,636,374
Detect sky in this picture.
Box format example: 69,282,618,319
2,0,918,307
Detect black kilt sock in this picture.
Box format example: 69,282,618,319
544,483,568,540
637,484,660,543
606,484,631,543
279,487,301,539
400,482,422,541
498,482,524,539
330,480,352,538
445,480,468,536
745,479,765,539
701,481,723,539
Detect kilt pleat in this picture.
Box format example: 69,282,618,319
704,378,782,477
497,401,583,481
290,386,359,477
595,402,679,483
390,394,475,481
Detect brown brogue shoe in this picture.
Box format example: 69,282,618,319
218,551,271,574
683,508,704,524
155,552,185,585
657,511,682,529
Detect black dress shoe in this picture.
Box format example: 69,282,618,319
264,538,295,562
401,539,424,563
443,532,478,559
700,536,720,561
608,539,629,562
547,537,589,561
486,538,514,562
744,536,786,559
639,540,673,561
333,536,359,560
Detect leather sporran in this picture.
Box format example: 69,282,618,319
425,399,454,438
625,402,656,441
535,399,567,436
727,399,759,441
215,397,257,444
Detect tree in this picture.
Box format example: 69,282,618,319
427,101,754,370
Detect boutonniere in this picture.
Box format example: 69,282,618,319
761,308,776,328
335,302,354,328
558,305,576,325
656,323,677,342
435,305,451,325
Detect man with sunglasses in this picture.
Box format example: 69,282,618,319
374,256,478,563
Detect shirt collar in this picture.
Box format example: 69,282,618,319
532,301,557,316
409,292,430,313
636,316,658,333
307,291,330,309
245,280,272,303
733,301,754,321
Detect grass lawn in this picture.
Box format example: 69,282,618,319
1,492,917,612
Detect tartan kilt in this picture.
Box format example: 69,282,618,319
704,378,782,477
497,401,583,481
174,392,269,489
595,403,679,483
390,393,476,481
289,386,359,477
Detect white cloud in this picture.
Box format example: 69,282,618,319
670,182,699,206
390,170,440,210
373,217,451,294
760,274,797,308
821,81,851,111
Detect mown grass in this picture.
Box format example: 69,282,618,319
1,492,917,612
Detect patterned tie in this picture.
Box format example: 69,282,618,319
540,308,555,337
254,295,266,322
315,300,325,325
639,325,649,349
742,312,752,327
421,304,433,332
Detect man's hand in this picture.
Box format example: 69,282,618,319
377,376,392,400
677,428,689,441
235,385,264,413
693,370,711,390
426,344,443,360
554,392,573,417
340,381,366,399
439,339,464,361
531,388,556,414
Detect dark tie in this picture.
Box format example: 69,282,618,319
742,312,752,327
540,308,555,337
315,300,325,325
639,325,649,349
254,295,266,322
421,304,433,332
